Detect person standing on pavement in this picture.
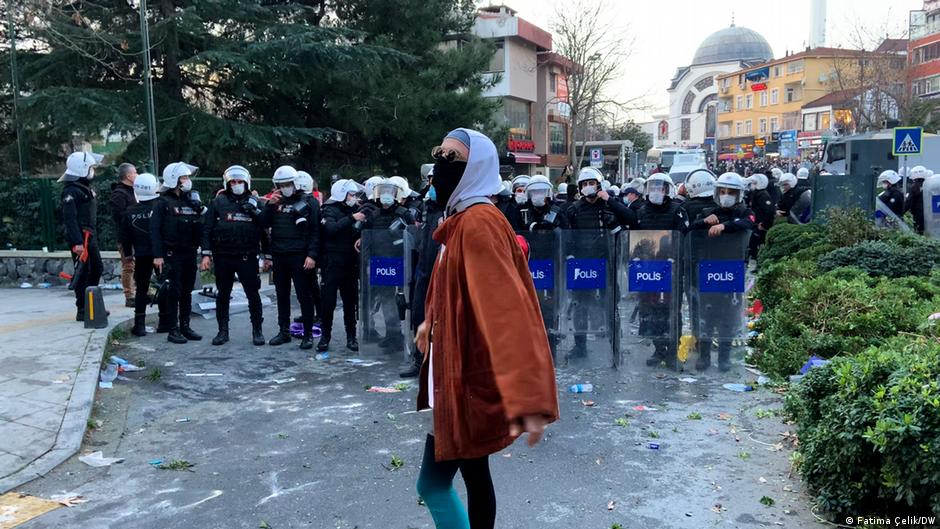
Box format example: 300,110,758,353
317,178,364,353
296,170,323,327
680,169,717,224
906,165,928,234
120,173,160,337
260,166,319,350
877,170,905,218
414,128,559,529
150,162,204,344
60,151,105,322
110,163,138,308
744,173,775,262
201,165,270,347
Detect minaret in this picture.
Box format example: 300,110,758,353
809,0,827,49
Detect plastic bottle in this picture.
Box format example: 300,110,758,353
315,352,329,361
568,383,593,393
100,363,118,383
722,383,753,392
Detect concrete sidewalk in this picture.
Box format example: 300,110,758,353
0,287,132,493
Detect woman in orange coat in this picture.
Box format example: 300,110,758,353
414,128,559,529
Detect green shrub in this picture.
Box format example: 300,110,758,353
818,235,940,278
784,336,940,519
817,207,882,248
758,223,827,264
754,257,818,309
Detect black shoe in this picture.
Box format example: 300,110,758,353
378,334,404,350
695,358,711,372
399,357,421,378
167,329,188,344
346,337,359,352
180,325,202,341
300,334,314,350
269,330,291,346
646,353,666,367
568,346,588,360
212,329,229,346
76,310,84,322
252,327,266,346
156,318,172,333
293,316,302,324
125,299,135,308
131,314,147,337
316,335,331,352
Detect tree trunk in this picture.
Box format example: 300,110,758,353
159,0,183,161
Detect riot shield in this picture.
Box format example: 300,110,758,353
559,229,616,369
685,229,750,374
923,174,940,239
874,199,912,232
614,230,681,373
517,230,563,359
359,227,416,361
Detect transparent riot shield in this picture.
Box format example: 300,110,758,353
614,230,681,373
685,229,750,374
923,174,940,239
874,199,913,232
359,227,416,361
518,230,563,360
559,229,616,370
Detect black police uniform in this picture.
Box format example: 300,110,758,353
689,203,754,371
119,198,158,336
879,185,905,217
318,199,363,351
906,181,925,234
519,201,570,231
62,178,103,320
150,189,203,342
400,200,443,377
747,188,775,260
260,192,319,347
301,193,323,324
493,194,523,230
202,190,270,345
680,197,714,228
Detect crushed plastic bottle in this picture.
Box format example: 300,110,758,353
99,363,118,383
722,383,753,392
568,383,593,393
315,352,329,361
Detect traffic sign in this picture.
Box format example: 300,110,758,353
590,148,603,168
779,130,798,142
893,127,923,156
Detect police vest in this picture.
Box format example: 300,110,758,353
210,193,263,255
269,198,310,254
160,193,201,251
63,182,97,231
570,199,617,230
526,205,565,230
636,200,686,230
125,202,155,257
681,197,713,224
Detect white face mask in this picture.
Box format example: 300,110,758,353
647,190,665,205
531,196,546,207
180,180,192,192
719,194,737,208
380,194,395,207
230,183,246,195
581,185,597,197
345,195,358,207
280,185,295,198
515,193,527,205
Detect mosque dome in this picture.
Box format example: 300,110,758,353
691,24,774,66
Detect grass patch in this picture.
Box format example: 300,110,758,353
145,368,162,382
687,412,702,420
157,459,194,471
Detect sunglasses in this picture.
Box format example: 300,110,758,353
431,145,467,163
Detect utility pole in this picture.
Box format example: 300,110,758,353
139,0,159,173
8,5,27,176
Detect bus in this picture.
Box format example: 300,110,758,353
646,147,706,173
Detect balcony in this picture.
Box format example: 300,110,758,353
912,19,940,40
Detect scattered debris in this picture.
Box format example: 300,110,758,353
78,451,124,467
717,413,732,421
0,492,62,526
19,282,33,289
760,496,775,507
388,456,404,470
632,405,657,411
722,383,753,392
55,496,86,507
156,459,195,471
678,377,697,383
607,500,616,511
647,442,660,450
272,377,296,385
799,355,829,375
259,521,271,529
175,418,191,423
148,459,163,466
367,386,401,393
314,353,329,361
581,400,595,407
759,477,767,483
98,381,112,389
502,453,512,458
276,433,288,440
393,383,410,392
711,503,725,514
687,412,702,420
614,418,629,427
707,428,720,435
738,451,751,460
346,358,382,367
386,413,397,421
568,383,593,393
184,373,223,377
164,361,175,367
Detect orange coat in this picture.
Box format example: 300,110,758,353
417,203,559,461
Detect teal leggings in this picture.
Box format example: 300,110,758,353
416,435,496,529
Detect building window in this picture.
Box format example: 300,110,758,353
681,118,691,141
736,121,743,136
760,92,768,107
759,118,767,133
745,94,753,109
694,76,714,91
487,39,505,72
786,59,805,74
736,95,744,110
682,91,696,114
549,122,566,155
745,120,753,134
820,112,831,130
770,88,779,105
550,72,557,92
785,86,799,103
913,74,940,96
504,98,530,137
803,113,818,131
774,65,781,77
770,117,779,132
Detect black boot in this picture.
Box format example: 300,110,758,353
252,324,265,346
316,333,331,352
156,314,172,333
131,313,147,337
300,333,314,350
180,320,202,341
212,323,229,346
269,327,291,346
167,327,187,344
399,354,422,378
76,309,85,322
346,336,359,352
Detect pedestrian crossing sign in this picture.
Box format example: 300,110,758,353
893,127,923,156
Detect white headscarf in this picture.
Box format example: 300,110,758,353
444,128,501,216
328,179,359,203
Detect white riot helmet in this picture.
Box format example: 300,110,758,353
272,165,298,185
877,170,901,186
778,172,798,190
133,173,159,202
910,165,928,180
745,173,769,190
329,179,360,203
223,165,251,189
364,175,384,199
525,175,553,207
577,167,604,185
295,171,314,194
59,151,105,182
161,162,198,190
715,172,746,207
388,176,411,201
628,178,646,195
645,173,675,205
511,175,531,191
601,179,611,192
373,177,399,207
609,185,620,197
770,167,784,180
686,169,717,198
558,182,568,195
796,167,810,180
928,169,935,178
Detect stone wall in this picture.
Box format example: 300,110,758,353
0,251,123,288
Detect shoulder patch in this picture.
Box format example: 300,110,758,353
63,195,74,203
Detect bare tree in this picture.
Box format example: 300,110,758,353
551,0,645,170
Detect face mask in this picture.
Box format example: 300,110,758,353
647,190,665,205
280,185,295,198
431,160,467,207
581,185,597,197
515,193,527,205
180,180,192,192
380,194,395,207
427,186,437,202
883,183,891,190
531,196,546,208
345,195,358,208
230,183,246,195
86,170,95,181
719,194,737,208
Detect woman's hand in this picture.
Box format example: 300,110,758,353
509,415,549,447
414,321,430,355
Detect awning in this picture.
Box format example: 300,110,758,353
510,152,541,164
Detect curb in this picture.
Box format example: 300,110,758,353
0,317,133,493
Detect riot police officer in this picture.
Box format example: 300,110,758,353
318,179,364,352
150,162,203,344
60,151,105,321
120,173,160,337
492,181,523,230
744,173,775,261
907,165,928,233
296,170,323,325
260,165,319,350
201,165,269,347
681,169,718,223
521,175,569,230
689,172,754,371
877,170,905,217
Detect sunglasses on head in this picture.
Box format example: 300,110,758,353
431,145,466,163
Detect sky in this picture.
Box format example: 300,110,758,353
480,0,924,122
